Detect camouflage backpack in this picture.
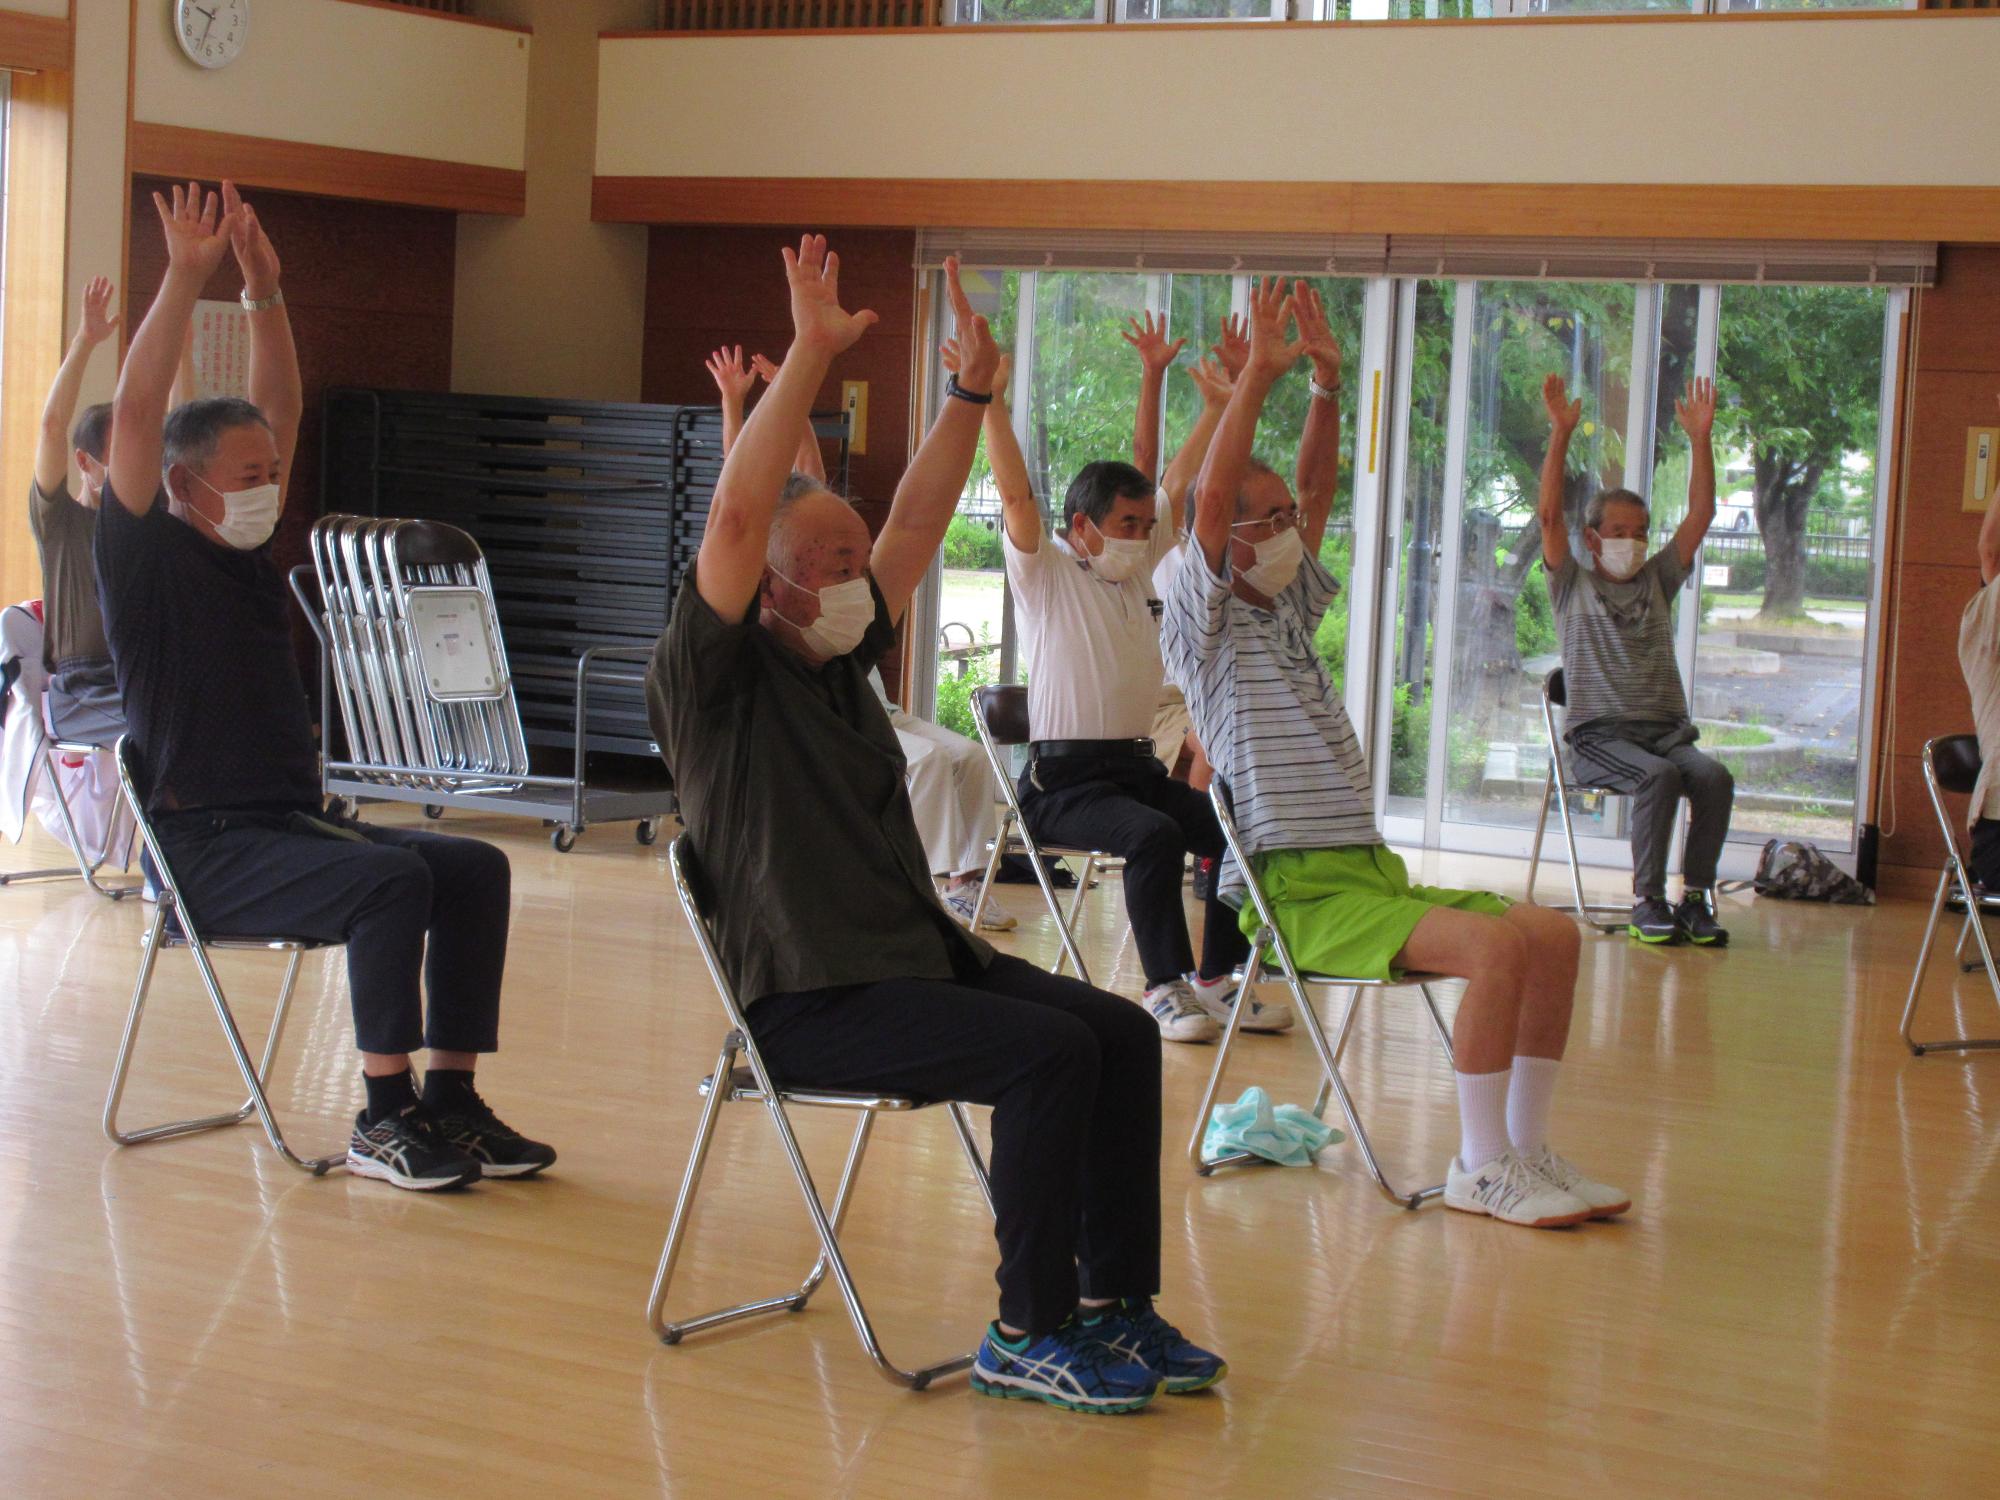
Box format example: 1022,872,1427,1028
1750,839,1875,906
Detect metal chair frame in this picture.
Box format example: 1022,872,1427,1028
101,737,346,1175
966,684,1121,984
1901,733,2000,1056
1186,782,1456,1210
1525,667,1652,933
648,836,996,1391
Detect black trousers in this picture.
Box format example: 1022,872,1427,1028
153,808,511,1057
749,952,1161,1336
1972,819,2000,890
1017,751,1249,988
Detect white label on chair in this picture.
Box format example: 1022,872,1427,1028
406,588,507,701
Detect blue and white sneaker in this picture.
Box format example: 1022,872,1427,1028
970,1318,1161,1413
1081,1299,1228,1394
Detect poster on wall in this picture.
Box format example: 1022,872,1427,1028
191,299,251,399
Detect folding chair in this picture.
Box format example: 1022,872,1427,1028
1186,780,1456,1210
967,684,1120,984
0,603,137,899
1900,733,2000,1056
1524,667,1638,933
647,836,996,1390
101,737,346,1175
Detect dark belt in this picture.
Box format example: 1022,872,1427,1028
1030,738,1156,760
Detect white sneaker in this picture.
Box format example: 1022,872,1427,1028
1521,1144,1631,1219
942,884,1017,932
1444,1149,1594,1228
1145,979,1220,1044
1188,974,1294,1034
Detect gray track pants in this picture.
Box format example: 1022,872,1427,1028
1565,721,1735,900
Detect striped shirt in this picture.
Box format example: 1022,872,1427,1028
1161,543,1378,904
1547,548,1692,732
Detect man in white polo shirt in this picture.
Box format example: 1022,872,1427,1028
965,343,1286,1043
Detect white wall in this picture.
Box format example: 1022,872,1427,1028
135,0,530,171
598,18,2000,187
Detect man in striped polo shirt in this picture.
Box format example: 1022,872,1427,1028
1163,277,1627,1230
1539,373,1732,947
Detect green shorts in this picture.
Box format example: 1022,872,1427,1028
1239,845,1511,983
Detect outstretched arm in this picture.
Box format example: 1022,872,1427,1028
1122,310,1183,485
694,234,877,619
750,352,825,482
1538,373,1582,573
706,345,758,458
1192,277,1304,573
228,184,301,505
1292,284,1342,555
870,257,998,623
36,276,119,497
109,182,242,515
951,343,1040,555
1670,376,1718,570
1158,357,1232,531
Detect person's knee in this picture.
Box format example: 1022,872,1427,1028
1690,754,1734,805
1031,1011,1103,1084
1127,812,1188,866
1474,922,1530,990
362,846,432,914
1637,760,1683,799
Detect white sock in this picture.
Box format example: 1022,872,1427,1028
1507,1055,1561,1153
1455,1068,1513,1169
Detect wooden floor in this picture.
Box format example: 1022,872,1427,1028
4,808,1999,1499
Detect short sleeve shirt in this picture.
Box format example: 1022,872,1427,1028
29,479,111,671
1162,543,1378,904
1547,547,1692,732
1960,578,2000,828
92,483,321,814
647,575,991,1007
1003,493,1177,742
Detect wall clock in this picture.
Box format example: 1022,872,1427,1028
174,0,249,71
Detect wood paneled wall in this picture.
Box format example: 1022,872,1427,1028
1877,246,2000,887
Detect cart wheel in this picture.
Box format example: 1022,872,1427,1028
327,797,354,820
423,804,444,821
551,825,577,853
636,820,659,846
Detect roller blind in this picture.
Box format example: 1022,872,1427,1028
913,229,1936,288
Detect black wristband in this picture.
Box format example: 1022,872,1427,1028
946,374,993,406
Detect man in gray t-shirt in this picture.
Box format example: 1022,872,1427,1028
1539,373,1734,947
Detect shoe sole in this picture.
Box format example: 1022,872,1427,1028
1626,926,1679,945
345,1153,481,1191
1239,1016,1294,1034
1679,932,1728,948
1443,1195,1593,1229
1164,1365,1228,1394
970,1371,1157,1413
1583,1199,1632,1219
471,1157,555,1179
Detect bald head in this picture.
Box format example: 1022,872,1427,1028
767,480,870,589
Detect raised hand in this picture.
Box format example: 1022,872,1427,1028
943,340,1014,409
942,255,999,393
749,353,782,385
221,181,280,299
783,233,877,357
153,180,241,281
1542,372,1582,434
1187,355,1234,411
1294,283,1341,389
1244,276,1306,381
1674,375,1716,441
79,276,119,345
1212,314,1250,379
1120,310,1185,374
704,344,758,405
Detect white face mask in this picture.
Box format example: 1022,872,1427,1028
1596,537,1647,580
772,569,874,658
1085,532,1150,583
1234,523,1304,598
190,471,282,550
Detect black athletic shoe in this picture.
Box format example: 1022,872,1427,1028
428,1088,557,1179
1675,893,1730,947
1627,898,1681,945
346,1105,482,1191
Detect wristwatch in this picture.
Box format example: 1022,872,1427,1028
1309,375,1339,402
945,374,993,406
240,287,285,313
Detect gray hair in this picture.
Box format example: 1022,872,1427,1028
1584,487,1649,532
768,473,853,570
162,397,272,474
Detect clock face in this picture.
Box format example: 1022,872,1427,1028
175,0,249,71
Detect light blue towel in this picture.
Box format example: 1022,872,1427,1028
1203,1086,1343,1168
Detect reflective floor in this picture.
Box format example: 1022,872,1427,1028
3,810,1997,1498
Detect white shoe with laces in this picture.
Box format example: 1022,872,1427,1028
1145,979,1220,1044
1521,1143,1631,1219
1444,1149,1594,1228
942,884,1017,932
1188,974,1294,1034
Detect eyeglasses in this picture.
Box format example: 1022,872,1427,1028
1231,508,1300,535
